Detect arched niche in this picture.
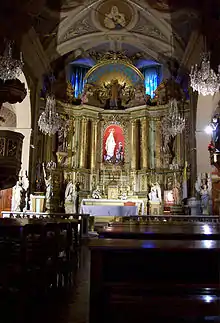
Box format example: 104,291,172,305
0,72,32,174
103,124,125,165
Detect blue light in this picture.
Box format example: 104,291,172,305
142,66,161,98
70,66,90,98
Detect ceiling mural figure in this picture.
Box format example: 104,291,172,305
104,5,126,30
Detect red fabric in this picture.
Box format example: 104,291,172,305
103,125,125,161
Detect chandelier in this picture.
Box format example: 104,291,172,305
38,94,62,136
0,40,24,82
162,99,185,138
190,52,220,96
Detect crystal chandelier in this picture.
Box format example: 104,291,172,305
162,99,185,138
190,52,220,96
0,40,24,82
38,94,62,136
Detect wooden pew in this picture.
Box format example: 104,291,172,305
98,223,220,240
89,239,220,323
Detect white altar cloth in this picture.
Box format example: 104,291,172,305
81,198,144,215
80,205,138,217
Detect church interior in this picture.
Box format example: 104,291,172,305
1,0,220,322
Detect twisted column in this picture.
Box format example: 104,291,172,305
140,117,148,169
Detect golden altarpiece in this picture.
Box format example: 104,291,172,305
42,54,190,215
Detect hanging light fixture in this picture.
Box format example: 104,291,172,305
190,32,220,96
38,94,62,136
162,99,185,138
0,40,24,82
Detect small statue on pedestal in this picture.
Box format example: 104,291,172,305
92,186,102,199
11,178,23,212
65,181,76,213
149,182,162,203
42,162,53,205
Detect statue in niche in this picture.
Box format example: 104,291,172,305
105,128,116,161
42,162,53,203
57,117,70,153
104,79,126,109
104,6,126,30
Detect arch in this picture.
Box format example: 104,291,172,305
0,72,32,174
50,31,177,63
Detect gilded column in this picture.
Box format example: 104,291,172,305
91,120,98,169
176,133,181,165
155,118,161,168
74,117,81,168
149,119,155,169
140,117,148,169
79,117,88,168
131,120,137,170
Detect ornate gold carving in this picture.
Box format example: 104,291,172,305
130,120,137,170
84,59,144,83
140,117,148,169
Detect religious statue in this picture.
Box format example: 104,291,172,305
11,178,23,212
57,117,70,153
104,79,126,109
200,183,210,214
92,186,102,199
148,182,161,203
211,116,220,151
66,81,75,103
81,84,96,105
20,170,29,211
152,79,185,106
172,181,181,205
195,174,211,215
42,162,53,203
65,181,76,213
104,6,126,30
128,83,146,107
105,128,116,161
115,141,124,163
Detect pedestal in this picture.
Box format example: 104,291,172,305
187,197,201,215
30,194,45,213
149,201,162,215
65,201,76,214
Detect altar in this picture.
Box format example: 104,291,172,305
80,198,144,219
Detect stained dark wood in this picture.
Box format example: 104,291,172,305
89,238,220,323
98,223,220,240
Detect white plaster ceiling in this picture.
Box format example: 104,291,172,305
42,0,200,64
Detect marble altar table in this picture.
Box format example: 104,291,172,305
80,205,138,217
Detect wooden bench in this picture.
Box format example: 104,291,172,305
89,239,220,323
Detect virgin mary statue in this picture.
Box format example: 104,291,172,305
105,129,116,160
